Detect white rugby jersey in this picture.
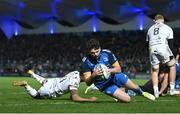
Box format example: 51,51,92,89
38,71,80,97
54,71,80,95
146,23,173,47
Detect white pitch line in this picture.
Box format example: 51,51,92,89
156,99,180,102
0,102,78,106
133,99,179,102
0,99,179,107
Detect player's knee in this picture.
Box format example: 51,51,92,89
167,58,176,67
151,64,159,71
126,96,131,102
117,95,131,103
123,96,131,103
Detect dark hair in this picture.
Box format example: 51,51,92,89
159,64,169,74
85,38,100,52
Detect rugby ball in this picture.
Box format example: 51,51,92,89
94,64,110,79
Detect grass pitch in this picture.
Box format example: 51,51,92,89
0,77,180,113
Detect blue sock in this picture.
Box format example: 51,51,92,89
133,87,143,95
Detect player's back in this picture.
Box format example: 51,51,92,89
54,71,80,95
147,23,173,47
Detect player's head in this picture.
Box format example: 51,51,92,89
158,64,169,78
85,38,101,60
154,14,164,24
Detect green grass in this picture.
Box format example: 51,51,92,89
0,77,180,113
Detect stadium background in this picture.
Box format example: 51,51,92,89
0,0,180,113
0,0,180,78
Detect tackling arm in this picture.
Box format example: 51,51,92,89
70,89,96,102
176,48,180,62
159,73,169,95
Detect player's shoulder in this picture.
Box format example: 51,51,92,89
163,24,172,30
101,49,112,54
148,25,155,32
82,57,87,62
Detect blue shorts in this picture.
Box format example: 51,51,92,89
102,73,129,96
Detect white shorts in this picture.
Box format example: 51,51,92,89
149,45,173,66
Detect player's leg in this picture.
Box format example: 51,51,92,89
166,57,178,95
113,88,131,103
150,52,160,98
103,85,131,103
112,73,143,95
124,79,143,94
28,70,46,85
85,84,99,94
163,46,178,95
113,73,155,100
12,80,39,98
151,66,159,97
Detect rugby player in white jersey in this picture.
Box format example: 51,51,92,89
13,68,96,102
146,14,178,98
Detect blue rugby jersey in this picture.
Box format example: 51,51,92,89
82,49,119,90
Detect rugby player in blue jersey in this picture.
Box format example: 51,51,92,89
81,39,155,102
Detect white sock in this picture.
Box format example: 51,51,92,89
170,82,175,92
153,86,159,97
31,72,45,84
90,84,98,90
25,85,38,97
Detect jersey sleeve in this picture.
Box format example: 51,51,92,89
81,57,92,73
106,50,117,65
69,71,80,90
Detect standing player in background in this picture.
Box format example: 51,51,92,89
13,68,97,102
146,14,178,98
81,38,155,103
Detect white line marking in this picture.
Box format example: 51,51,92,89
0,102,78,106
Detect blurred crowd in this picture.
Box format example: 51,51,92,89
0,29,179,77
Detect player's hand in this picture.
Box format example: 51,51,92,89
93,68,103,76
89,97,97,102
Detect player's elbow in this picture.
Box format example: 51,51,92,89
71,94,82,102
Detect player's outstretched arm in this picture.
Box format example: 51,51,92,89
159,73,169,95
70,89,97,102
